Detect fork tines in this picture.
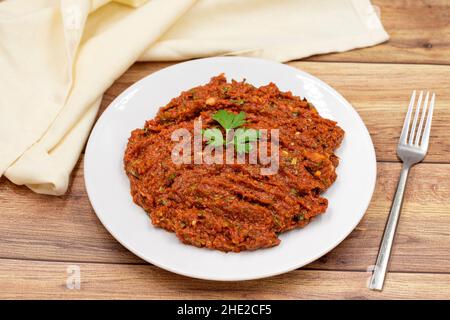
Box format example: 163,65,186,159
400,90,435,149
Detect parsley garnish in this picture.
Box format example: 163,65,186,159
203,110,260,153
233,127,260,153
212,109,246,130
202,127,224,147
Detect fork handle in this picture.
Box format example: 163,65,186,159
369,164,410,291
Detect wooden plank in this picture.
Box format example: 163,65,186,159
306,0,450,65
0,258,448,299
289,61,450,162
98,61,450,162
308,162,450,272
1,0,449,300
1,161,449,273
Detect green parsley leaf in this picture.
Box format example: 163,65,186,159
203,128,224,147
204,110,260,153
233,128,260,153
212,110,246,130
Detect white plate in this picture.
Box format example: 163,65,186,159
85,57,376,281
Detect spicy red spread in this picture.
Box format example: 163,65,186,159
124,74,344,252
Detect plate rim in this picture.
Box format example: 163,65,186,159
84,56,377,281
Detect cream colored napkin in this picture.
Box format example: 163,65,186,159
0,0,388,195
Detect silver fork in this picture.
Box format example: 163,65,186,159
369,91,436,291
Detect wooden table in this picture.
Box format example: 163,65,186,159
1,0,449,299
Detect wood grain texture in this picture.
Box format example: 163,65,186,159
1,161,449,273
2,1,450,299
307,0,450,65
0,258,449,300
98,61,450,162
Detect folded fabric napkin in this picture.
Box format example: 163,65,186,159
0,0,388,195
